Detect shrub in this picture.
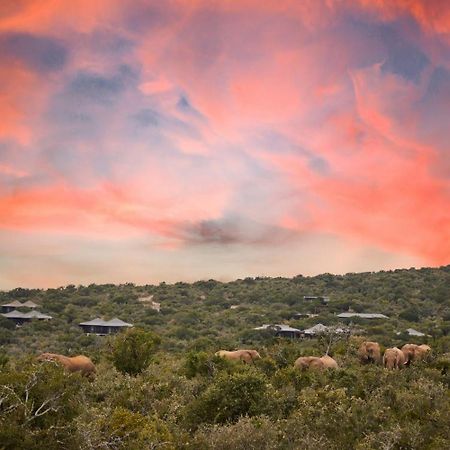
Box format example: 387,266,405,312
0,359,84,449
77,407,174,450
188,416,280,450
0,316,16,330
111,328,161,376
186,369,274,427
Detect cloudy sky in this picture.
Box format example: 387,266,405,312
0,0,449,288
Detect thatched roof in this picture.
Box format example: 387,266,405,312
337,313,388,319
79,318,108,326
406,328,425,337
79,318,133,327
106,318,133,327
303,323,329,335
1,310,51,319
254,324,301,333
22,300,39,308
2,300,25,308
2,310,27,318
23,310,52,319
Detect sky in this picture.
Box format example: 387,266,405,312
0,0,449,289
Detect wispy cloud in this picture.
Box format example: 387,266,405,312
0,0,448,287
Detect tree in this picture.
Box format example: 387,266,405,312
111,328,161,376
0,359,83,449
186,369,273,427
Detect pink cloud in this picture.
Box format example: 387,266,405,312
0,0,449,288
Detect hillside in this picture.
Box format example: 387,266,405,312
1,266,449,449
1,265,449,356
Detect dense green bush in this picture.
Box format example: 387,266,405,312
186,369,274,427
0,359,84,449
111,328,161,376
76,406,174,450
1,266,449,449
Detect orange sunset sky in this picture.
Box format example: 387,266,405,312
0,0,449,288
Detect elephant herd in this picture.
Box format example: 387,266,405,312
38,342,431,378
216,341,432,371
358,341,432,369
215,348,339,370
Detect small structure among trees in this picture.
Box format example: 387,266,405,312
303,323,350,337
337,312,388,319
303,296,330,304
405,328,426,337
1,310,52,325
79,318,133,335
254,324,302,338
291,312,318,319
1,300,39,313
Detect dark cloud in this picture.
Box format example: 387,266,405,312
0,32,68,72
123,1,178,33
86,29,134,55
177,217,298,246
67,65,138,104
426,66,450,99
176,94,203,118
132,108,160,127
336,18,429,81
381,39,429,82
177,95,191,112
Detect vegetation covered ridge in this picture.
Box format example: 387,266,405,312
0,265,449,449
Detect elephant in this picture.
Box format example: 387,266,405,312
294,355,338,370
358,341,382,365
418,344,432,358
38,352,96,377
321,354,339,369
383,347,406,369
401,344,431,365
294,356,325,370
215,349,261,364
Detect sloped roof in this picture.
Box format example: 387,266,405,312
23,310,52,319
22,301,39,308
2,300,25,308
106,318,133,327
406,328,425,337
79,318,133,327
275,324,301,332
79,318,108,326
254,324,271,330
254,324,301,333
2,310,28,318
337,313,388,319
304,323,329,334
1,310,51,319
